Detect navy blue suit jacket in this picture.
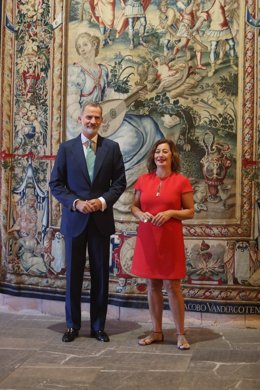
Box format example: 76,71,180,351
49,134,126,238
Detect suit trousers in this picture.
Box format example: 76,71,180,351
64,216,110,331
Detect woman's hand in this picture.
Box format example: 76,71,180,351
131,190,154,223
140,212,153,223
151,211,172,226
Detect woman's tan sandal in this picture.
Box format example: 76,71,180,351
177,335,190,350
138,331,164,346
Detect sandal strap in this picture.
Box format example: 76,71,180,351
177,335,190,350
138,331,164,345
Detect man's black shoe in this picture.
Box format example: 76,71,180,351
62,328,79,342
91,330,110,342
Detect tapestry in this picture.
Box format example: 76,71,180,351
0,0,259,314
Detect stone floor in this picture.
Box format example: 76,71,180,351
0,309,260,390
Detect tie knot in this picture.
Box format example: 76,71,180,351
84,140,94,149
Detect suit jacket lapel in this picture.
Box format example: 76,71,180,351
72,135,91,182
93,135,107,181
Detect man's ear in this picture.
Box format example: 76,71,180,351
77,115,81,123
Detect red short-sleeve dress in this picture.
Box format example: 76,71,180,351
131,172,193,279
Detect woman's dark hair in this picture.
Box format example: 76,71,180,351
147,138,180,173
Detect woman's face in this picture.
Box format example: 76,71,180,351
160,5,168,13
154,142,172,169
76,37,94,57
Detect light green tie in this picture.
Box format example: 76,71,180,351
86,140,95,181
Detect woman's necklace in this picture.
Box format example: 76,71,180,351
156,179,163,197
155,172,172,197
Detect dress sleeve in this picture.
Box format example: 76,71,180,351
67,64,85,93
133,175,144,192
67,64,86,121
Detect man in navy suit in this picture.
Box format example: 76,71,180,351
49,102,126,342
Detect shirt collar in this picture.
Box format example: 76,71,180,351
81,133,98,145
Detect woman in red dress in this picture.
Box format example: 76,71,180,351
131,138,194,349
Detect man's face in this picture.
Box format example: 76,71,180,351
79,105,103,138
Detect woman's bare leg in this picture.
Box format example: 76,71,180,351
147,278,164,332
164,279,185,334
164,279,190,349
138,278,164,345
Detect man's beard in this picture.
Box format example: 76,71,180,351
83,125,97,135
